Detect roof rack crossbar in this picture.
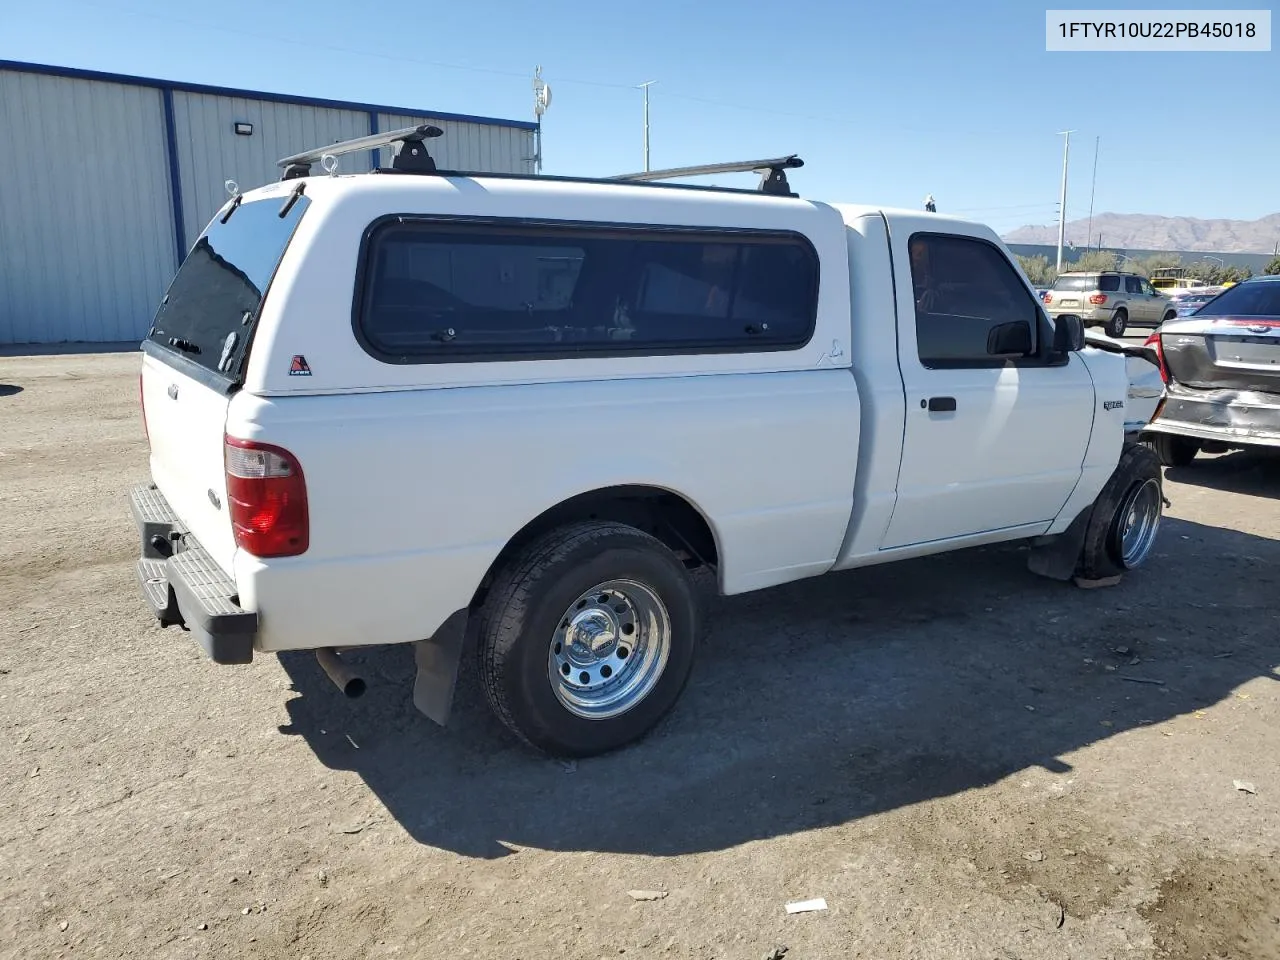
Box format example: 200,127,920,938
277,124,444,180
609,155,804,197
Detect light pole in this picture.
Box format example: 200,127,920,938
1086,136,1099,253
1056,130,1075,272
1201,255,1224,267
638,81,658,172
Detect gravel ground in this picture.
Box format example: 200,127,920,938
1,351,1277,960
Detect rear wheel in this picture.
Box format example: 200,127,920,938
1150,433,1200,467
1077,444,1164,580
474,521,699,757
1105,309,1128,338
1161,311,1177,325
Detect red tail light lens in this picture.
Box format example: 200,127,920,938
224,436,309,557
1144,332,1170,384
1088,294,1108,305
1041,292,1052,304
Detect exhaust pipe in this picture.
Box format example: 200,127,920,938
315,648,367,698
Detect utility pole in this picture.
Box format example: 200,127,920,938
1056,130,1075,272
1086,136,1099,253
638,81,658,172
531,66,551,174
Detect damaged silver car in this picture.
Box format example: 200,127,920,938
1141,275,1280,466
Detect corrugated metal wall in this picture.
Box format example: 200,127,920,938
376,112,535,175
0,71,178,343
1,65,537,344
171,93,373,249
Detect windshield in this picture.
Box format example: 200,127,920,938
148,192,311,379
1192,281,1280,318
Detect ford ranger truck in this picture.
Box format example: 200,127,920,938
130,132,1165,758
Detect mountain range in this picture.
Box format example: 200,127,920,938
1003,212,1280,255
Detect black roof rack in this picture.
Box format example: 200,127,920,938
274,127,804,199
277,123,444,180
609,155,804,197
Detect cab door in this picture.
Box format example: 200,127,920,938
880,227,1096,550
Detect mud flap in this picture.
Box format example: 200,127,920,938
412,609,469,726
1027,506,1094,581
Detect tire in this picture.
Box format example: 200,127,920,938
1105,309,1128,338
474,521,699,758
1150,433,1199,467
1161,311,1177,325
1077,443,1164,581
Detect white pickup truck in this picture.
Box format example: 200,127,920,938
131,128,1165,757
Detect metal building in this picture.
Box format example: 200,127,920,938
0,60,538,345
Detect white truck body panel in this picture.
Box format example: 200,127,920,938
141,354,238,573
242,177,853,397
229,370,860,651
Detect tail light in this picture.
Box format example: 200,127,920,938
139,373,149,445
1041,292,1052,304
224,436,309,557
1144,332,1170,384
1088,294,1108,305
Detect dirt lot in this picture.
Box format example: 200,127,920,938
1,351,1278,960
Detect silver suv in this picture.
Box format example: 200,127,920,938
1042,271,1176,337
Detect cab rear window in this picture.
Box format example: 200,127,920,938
148,192,310,379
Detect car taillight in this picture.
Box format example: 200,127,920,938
1041,292,1052,304
1088,294,1108,305
224,436,309,558
1144,332,1170,384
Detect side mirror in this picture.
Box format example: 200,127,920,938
987,320,1034,357
1053,313,1086,352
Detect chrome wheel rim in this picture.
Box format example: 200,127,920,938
1114,477,1162,568
548,579,671,720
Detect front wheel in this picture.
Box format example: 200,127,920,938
1105,309,1128,338
474,521,699,757
1077,444,1164,580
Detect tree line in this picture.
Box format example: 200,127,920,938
1016,251,1280,287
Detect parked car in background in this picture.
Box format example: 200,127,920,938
1043,271,1177,337
1142,275,1280,465
1169,287,1224,318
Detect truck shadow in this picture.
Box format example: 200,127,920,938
276,516,1278,859
1166,451,1280,499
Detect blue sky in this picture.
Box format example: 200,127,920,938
6,0,1276,232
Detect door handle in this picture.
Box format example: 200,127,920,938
167,383,179,400
926,396,957,412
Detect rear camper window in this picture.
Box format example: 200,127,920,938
354,220,820,362
147,193,311,379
